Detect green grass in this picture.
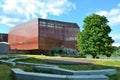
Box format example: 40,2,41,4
0,65,11,80
14,57,42,63
0,64,33,80
0,54,120,80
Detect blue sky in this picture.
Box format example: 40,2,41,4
0,0,120,46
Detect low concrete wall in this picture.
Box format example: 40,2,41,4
11,68,108,80
9,57,28,61
16,62,58,68
0,57,58,68
0,56,8,59
0,57,27,66
34,66,116,76
0,60,16,66
33,66,73,75
74,69,116,76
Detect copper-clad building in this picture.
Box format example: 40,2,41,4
8,18,79,54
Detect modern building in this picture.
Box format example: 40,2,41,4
0,33,8,42
8,18,80,55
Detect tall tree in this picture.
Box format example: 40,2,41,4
77,14,114,58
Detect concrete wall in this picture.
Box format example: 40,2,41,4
0,42,9,54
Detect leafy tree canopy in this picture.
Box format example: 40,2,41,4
77,14,114,58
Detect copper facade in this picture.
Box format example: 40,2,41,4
0,33,8,42
9,19,38,50
8,18,79,51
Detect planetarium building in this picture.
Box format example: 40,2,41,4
8,18,79,55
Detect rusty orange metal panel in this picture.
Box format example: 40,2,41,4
38,19,80,50
8,19,38,50
9,18,80,51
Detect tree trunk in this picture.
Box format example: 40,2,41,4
92,54,97,58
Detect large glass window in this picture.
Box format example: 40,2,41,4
39,21,46,26
47,22,54,27
55,23,63,28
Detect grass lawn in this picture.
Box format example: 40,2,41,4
0,54,120,80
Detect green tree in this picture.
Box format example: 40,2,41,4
114,46,120,56
77,14,114,58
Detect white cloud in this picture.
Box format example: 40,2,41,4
110,34,120,40
118,3,120,7
0,0,76,27
110,34,120,47
112,43,120,47
96,3,120,26
96,3,120,47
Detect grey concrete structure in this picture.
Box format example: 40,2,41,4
11,68,108,80
16,62,58,68
0,56,8,59
0,56,27,66
0,57,58,68
0,57,116,80
33,66,73,75
74,69,116,76
9,57,28,61
0,42,9,54
0,42,21,54
0,60,16,66
34,66,116,76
